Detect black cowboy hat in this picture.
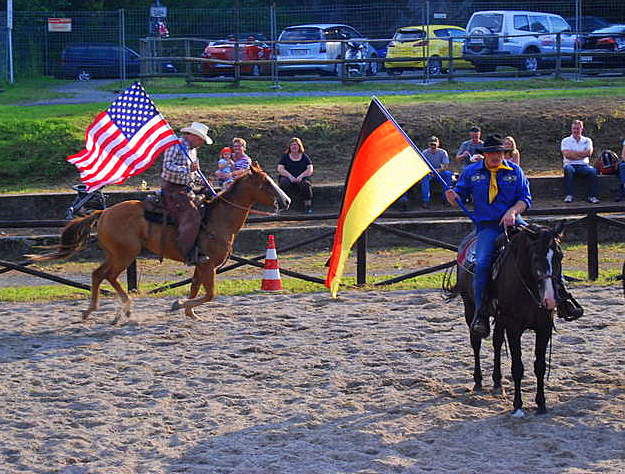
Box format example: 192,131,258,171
477,134,510,153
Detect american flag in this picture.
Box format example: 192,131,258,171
68,82,180,192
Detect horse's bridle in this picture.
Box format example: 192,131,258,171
503,228,560,310
212,169,280,217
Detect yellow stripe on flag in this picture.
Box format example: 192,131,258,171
328,145,431,296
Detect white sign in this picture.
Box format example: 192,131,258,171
150,6,167,18
433,13,447,19
48,18,72,32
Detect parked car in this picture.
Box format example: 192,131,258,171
385,25,471,75
201,33,272,76
276,23,379,76
463,10,577,72
58,43,176,80
564,15,612,34
579,24,625,69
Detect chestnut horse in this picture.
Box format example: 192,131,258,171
449,224,566,416
30,163,290,323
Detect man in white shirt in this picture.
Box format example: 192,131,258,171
561,119,599,204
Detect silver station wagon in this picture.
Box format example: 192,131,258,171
276,23,378,76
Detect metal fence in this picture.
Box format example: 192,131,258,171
2,1,625,81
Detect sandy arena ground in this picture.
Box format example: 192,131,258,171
0,287,623,473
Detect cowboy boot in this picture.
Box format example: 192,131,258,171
470,307,490,339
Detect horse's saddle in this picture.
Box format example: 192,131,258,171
143,191,176,225
456,231,478,270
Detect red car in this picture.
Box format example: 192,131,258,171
201,33,272,76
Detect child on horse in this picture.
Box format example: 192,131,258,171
160,121,213,266
445,134,532,338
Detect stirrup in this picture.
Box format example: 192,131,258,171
185,246,210,266
470,309,490,339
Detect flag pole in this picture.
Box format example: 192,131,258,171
178,143,217,197
371,96,477,224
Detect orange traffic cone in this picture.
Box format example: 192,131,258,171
261,234,283,291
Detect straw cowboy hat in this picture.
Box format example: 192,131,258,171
181,122,213,145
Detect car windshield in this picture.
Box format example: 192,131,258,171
280,28,322,41
394,29,425,42
468,14,504,33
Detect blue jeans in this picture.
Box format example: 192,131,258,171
563,163,598,197
473,215,528,312
618,162,625,194
421,170,454,203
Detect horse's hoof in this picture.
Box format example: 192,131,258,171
185,309,199,320
511,408,526,418
492,385,506,396
170,300,183,312
472,383,483,393
535,406,548,415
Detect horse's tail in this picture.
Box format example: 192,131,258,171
442,263,460,302
27,211,103,261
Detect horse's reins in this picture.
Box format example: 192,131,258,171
216,194,278,217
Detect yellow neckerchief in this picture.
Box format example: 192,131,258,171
485,160,513,204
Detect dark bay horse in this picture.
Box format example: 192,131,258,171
30,162,290,323
449,224,566,416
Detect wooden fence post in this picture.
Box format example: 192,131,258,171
587,212,598,280
127,260,138,292
356,230,367,286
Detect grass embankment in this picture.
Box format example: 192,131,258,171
1,243,622,302
3,77,625,192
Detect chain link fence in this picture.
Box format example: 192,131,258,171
1,0,624,82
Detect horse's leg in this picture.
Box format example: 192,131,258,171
492,317,505,394
100,253,138,325
464,297,483,391
534,317,552,415
82,259,111,321
506,327,525,417
171,264,216,319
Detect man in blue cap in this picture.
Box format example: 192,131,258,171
445,134,532,338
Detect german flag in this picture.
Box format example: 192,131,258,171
325,97,432,297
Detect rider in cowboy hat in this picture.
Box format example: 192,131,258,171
445,134,532,338
160,122,213,266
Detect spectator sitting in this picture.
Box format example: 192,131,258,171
406,136,454,209
503,135,521,165
231,137,252,178
561,119,599,204
277,137,314,213
214,146,234,189
455,125,484,168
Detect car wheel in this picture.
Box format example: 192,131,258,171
366,54,378,76
77,70,91,81
426,57,443,76
520,49,541,72
386,68,401,76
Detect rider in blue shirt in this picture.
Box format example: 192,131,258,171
446,134,532,338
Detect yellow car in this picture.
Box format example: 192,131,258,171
385,25,472,75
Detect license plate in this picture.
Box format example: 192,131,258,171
579,56,593,63
469,39,484,45
291,49,309,55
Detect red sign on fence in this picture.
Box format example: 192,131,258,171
48,18,72,33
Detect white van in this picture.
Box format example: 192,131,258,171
463,10,577,72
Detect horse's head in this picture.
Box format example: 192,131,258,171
238,161,291,211
523,223,565,311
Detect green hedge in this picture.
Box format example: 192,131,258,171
0,120,80,182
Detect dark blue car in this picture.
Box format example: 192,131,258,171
58,43,176,80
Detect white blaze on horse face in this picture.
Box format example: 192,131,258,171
266,174,291,209
542,248,556,310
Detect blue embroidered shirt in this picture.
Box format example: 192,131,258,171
454,159,532,224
